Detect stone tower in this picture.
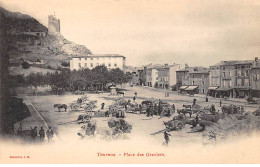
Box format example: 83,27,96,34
48,14,60,35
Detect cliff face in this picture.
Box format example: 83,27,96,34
0,7,92,71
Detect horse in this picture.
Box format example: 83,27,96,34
117,91,124,96
54,104,67,112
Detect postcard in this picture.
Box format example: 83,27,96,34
0,0,260,164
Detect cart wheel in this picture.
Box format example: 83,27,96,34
175,122,183,131
112,129,123,140
83,115,91,123
71,104,79,111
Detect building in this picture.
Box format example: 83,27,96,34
145,67,159,87
176,69,190,91
188,68,210,94
208,59,258,98
250,57,260,98
48,15,60,35
69,54,126,71
157,64,184,89
176,66,210,94
232,60,253,98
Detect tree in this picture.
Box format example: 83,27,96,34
21,61,30,69
61,61,70,67
109,68,131,89
91,65,109,90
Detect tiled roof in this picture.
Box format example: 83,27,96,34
211,60,253,67
71,54,125,58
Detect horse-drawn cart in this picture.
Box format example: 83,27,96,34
78,118,132,140
70,96,97,111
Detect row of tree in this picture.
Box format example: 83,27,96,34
10,65,132,94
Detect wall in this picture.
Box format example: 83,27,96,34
70,56,125,71
169,64,184,86
189,73,210,94
209,66,221,86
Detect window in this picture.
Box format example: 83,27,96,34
237,79,241,86
241,70,245,76
202,81,205,86
202,89,204,94
223,72,226,77
241,79,245,86
245,79,249,86
91,63,93,67
84,63,87,67
229,71,231,77
192,81,195,85
78,63,81,68
108,63,111,67
193,75,194,78
79,58,81,61
223,67,225,70
114,63,117,67
245,71,249,77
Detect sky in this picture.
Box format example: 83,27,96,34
1,0,260,67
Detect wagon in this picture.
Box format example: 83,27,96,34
78,118,132,140
163,114,187,131
70,97,97,111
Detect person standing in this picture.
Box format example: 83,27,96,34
134,92,137,97
30,126,38,142
220,100,222,107
164,131,171,146
133,96,136,102
172,103,175,114
193,98,197,105
206,96,208,102
46,127,54,143
101,103,105,109
39,127,45,142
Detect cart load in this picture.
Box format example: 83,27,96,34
108,118,132,133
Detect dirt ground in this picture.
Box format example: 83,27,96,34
15,86,259,146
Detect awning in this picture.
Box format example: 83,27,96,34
208,86,219,90
216,88,231,91
185,86,199,91
179,86,188,90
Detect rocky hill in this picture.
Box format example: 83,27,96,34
0,7,92,73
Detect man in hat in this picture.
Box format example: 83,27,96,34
39,127,45,142
46,127,54,142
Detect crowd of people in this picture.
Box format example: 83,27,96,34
17,124,54,143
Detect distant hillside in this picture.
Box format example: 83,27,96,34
0,7,92,74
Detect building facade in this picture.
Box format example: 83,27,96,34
70,54,126,71
208,58,259,98
250,57,260,97
145,68,158,87
176,69,190,90
176,67,209,94
188,70,210,94
157,64,184,89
